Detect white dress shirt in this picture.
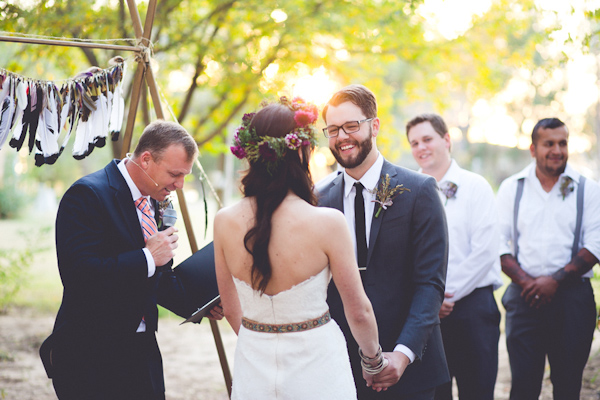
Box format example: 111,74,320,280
438,160,503,302
118,159,157,333
497,162,600,277
341,153,416,363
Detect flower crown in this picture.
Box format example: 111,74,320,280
230,96,319,173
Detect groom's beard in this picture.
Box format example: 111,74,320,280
330,126,373,169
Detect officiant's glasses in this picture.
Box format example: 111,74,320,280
323,118,374,138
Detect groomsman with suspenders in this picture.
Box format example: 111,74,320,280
496,117,600,399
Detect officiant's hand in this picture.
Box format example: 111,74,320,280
146,227,178,266
206,303,224,320
370,351,409,391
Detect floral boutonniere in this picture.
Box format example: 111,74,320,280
369,174,411,218
157,196,174,229
559,176,574,200
439,181,458,206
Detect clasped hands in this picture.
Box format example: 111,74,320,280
364,351,410,392
521,275,559,308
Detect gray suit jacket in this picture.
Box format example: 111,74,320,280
318,159,450,397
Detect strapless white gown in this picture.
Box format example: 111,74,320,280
231,267,356,399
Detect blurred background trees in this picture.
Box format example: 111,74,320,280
0,0,599,214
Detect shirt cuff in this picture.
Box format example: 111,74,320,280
143,248,156,277
393,344,415,364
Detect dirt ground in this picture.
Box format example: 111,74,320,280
1,308,600,400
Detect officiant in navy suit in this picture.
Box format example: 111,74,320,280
40,121,216,400
318,85,450,399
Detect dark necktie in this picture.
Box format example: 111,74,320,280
354,182,368,268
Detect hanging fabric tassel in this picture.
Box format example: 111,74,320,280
93,75,109,149
35,83,61,166
57,82,73,156
0,75,10,108
109,63,124,141
28,84,42,153
72,81,89,159
0,95,15,149
10,79,27,132
9,82,33,151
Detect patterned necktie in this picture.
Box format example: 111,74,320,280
135,197,158,242
354,182,368,268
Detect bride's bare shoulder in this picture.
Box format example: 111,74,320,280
309,205,346,229
215,198,254,227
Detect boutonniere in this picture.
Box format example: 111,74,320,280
559,176,574,200
369,174,411,218
157,196,173,229
439,181,458,205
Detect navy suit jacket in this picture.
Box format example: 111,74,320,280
40,160,193,392
318,159,450,398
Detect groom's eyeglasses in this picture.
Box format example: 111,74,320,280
323,118,374,138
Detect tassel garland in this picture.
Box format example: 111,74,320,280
2,58,126,166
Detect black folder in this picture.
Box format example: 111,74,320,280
164,241,220,323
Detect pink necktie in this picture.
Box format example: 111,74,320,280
135,197,158,241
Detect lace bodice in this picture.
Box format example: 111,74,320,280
233,267,331,324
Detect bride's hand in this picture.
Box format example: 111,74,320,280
362,355,389,391
370,352,409,391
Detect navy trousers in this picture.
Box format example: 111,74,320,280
502,279,596,400
52,331,165,400
434,286,500,400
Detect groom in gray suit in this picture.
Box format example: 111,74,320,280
318,85,450,399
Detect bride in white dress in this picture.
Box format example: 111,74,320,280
214,97,385,399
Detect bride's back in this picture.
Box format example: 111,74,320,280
217,193,333,296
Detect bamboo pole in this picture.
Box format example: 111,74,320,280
0,35,140,52
119,62,147,159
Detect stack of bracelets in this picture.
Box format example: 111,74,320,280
359,345,388,375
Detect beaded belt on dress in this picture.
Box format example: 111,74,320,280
241,310,331,333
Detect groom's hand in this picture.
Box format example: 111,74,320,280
370,351,409,391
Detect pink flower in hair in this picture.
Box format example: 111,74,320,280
230,145,246,159
294,110,317,127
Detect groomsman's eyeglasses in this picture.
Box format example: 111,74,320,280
323,118,374,138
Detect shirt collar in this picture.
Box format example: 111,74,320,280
117,158,144,202
439,159,461,186
342,152,384,198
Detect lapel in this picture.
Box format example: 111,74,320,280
321,173,345,212
106,160,145,247
366,160,398,266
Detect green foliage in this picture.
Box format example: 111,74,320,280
0,180,28,220
0,152,29,219
0,227,50,312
